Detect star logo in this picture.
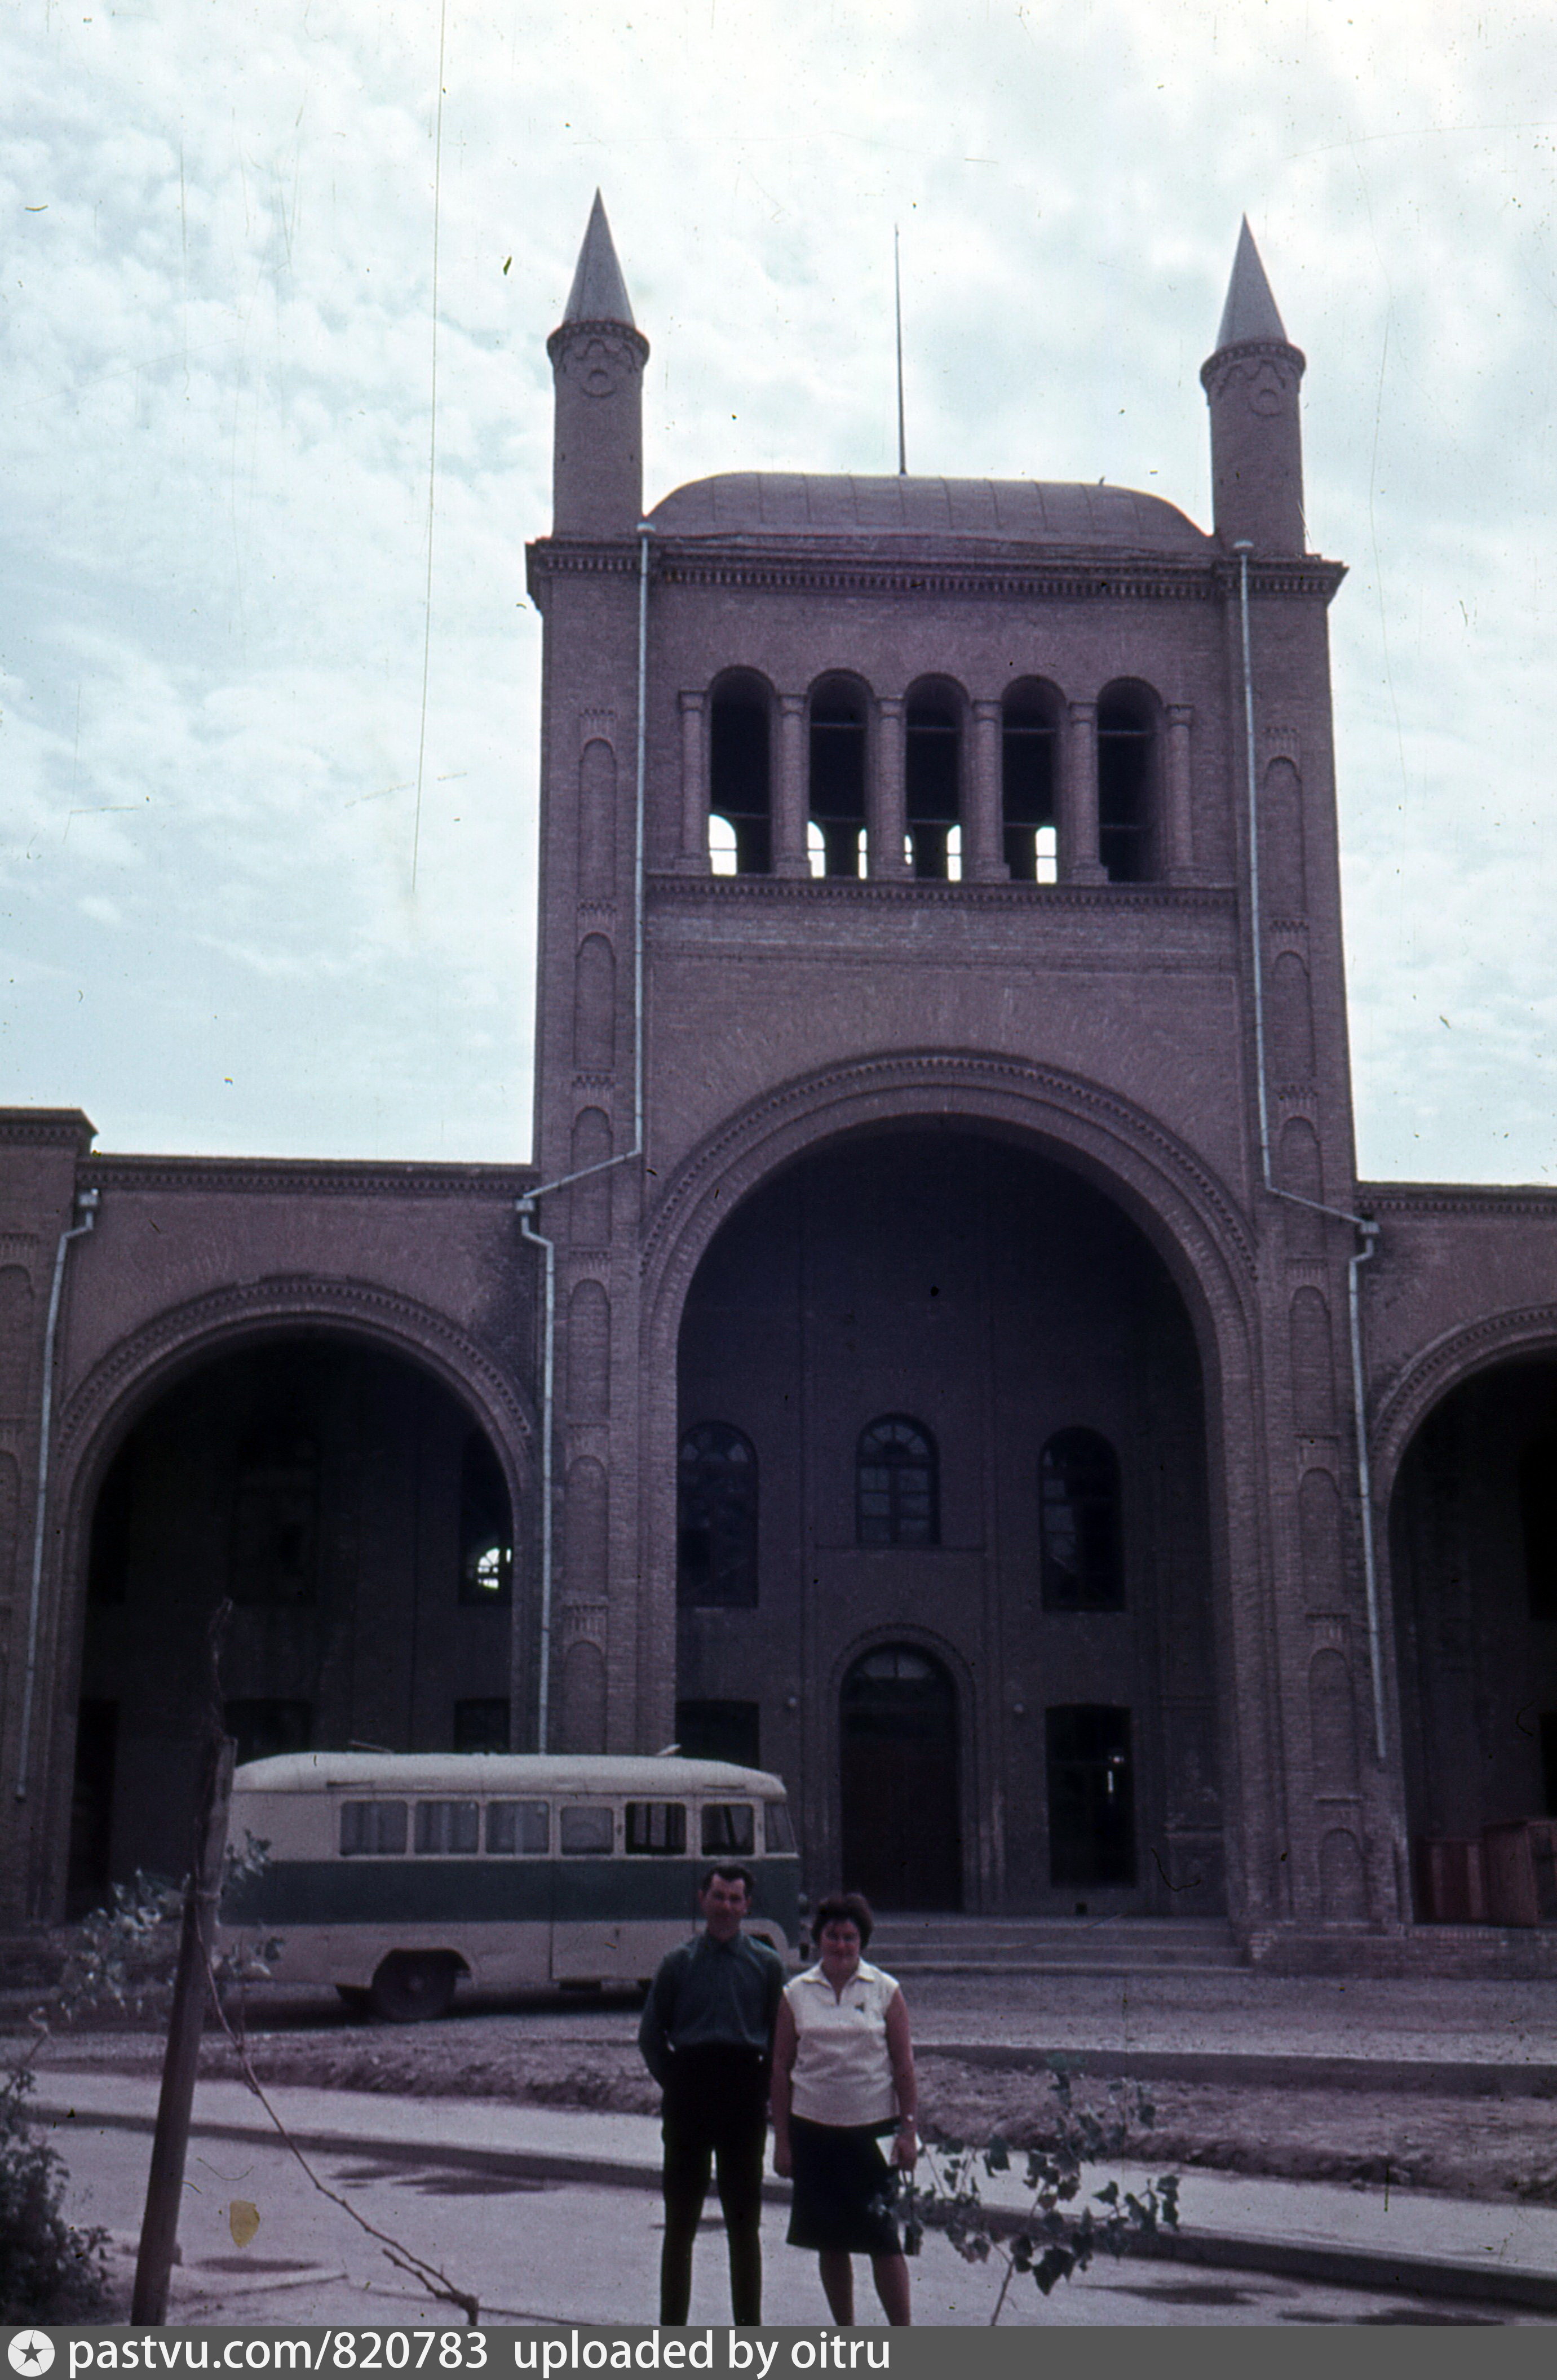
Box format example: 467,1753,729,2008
8,2335,55,2377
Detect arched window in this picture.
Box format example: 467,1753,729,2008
808,677,866,879
1521,1433,1557,1622
1040,1428,1123,1610
1096,682,1158,884
904,680,962,880
459,1431,513,1606
709,675,772,875
678,1422,759,1607
1002,681,1059,882
857,1416,940,1547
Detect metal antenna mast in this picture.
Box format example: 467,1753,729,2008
894,225,907,476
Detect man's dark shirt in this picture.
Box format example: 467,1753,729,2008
638,1927,786,2086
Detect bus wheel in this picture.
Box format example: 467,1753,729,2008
369,1953,459,2023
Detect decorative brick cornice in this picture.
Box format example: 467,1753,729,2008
1199,336,1307,396
1210,557,1345,602
545,319,650,369
527,537,1345,607
646,872,1236,914
1356,1181,1557,1218
79,1155,536,1200
0,1110,96,1153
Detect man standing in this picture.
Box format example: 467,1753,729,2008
638,1863,785,2325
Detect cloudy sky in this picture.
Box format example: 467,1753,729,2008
2,0,1554,1181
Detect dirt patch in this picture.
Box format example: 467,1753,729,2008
15,2021,1557,2207
909,2058,1557,2207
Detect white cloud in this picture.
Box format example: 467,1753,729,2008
0,0,1551,1178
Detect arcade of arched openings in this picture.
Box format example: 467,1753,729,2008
706,670,1169,885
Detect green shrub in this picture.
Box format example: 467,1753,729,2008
0,2062,112,2323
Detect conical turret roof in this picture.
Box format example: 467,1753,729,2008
1214,218,1288,349
562,191,636,328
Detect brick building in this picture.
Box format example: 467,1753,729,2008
1,202,1552,1966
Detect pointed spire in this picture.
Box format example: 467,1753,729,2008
1214,218,1288,350
562,191,636,329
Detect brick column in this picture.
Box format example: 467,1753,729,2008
773,693,810,877
966,698,1006,881
869,697,910,879
1062,699,1106,883
677,692,709,874
1165,703,1195,883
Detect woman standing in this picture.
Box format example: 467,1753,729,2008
770,1892,918,2327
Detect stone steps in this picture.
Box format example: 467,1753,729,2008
863,1914,1244,1974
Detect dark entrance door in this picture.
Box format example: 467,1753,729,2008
840,1646,961,1911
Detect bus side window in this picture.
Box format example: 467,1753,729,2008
559,1804,614,1855
414,1801,479,1855
486,1800,549,1855
702,1803,755,1856
763,1802,796,1855
626,1801,688,1855
340,1801,408,1857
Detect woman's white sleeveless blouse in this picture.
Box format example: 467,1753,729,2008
784,1959,900,2126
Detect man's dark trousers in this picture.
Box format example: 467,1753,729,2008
659,2042,768,2325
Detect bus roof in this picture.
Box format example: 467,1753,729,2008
229,1752,789,1796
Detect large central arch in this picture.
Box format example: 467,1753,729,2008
640,1054,1267,1917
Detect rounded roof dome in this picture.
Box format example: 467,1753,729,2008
648,471,1212,555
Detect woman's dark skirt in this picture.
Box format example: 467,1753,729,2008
786,2115,903,2255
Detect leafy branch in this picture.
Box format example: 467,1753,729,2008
899,2067,1180,2323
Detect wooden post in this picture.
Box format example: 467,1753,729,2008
131,1729,236,2325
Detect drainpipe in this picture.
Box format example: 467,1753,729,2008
1235,542,1388,1767
15,1185,100,1804
518,521,652,1751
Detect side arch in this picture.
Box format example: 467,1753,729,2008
36,1279,538,1913
1371,1302,1557,1507
55,1277,536,1522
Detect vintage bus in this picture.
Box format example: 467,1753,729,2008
216,1751,802,2020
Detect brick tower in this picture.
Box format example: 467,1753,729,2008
525,202,1407,1936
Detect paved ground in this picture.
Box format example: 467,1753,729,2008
33,2067,1557,2323
51,2112,1543,2329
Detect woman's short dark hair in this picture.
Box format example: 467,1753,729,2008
812,1891,875,1949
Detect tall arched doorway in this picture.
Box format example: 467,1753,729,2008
1391,1355,1557,1913
840,1645,960,1911
69,1333,517,1911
